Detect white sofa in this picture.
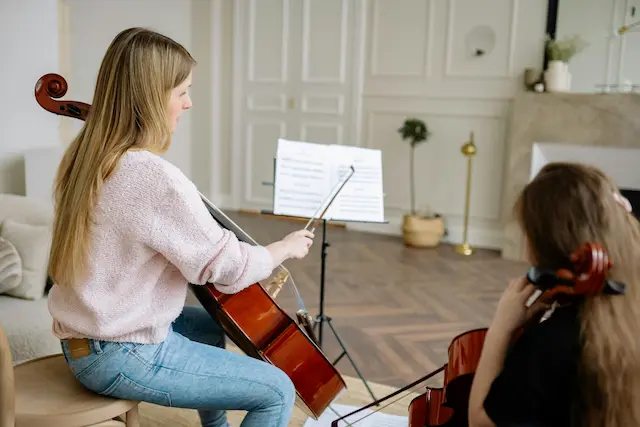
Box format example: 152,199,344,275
0,193,60,364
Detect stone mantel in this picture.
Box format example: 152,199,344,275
500,92,640,261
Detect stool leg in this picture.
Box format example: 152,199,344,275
125,405,139,427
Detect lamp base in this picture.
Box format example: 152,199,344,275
454,242,475,256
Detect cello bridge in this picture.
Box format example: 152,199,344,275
266,270,289,299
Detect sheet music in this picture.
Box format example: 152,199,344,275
302,403,408,427
273,139,385,223
273,139,332,219
327,145,385,223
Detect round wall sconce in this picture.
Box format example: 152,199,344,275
465,25,496,57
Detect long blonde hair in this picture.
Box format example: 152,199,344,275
49,27,195,287
515,162,640,427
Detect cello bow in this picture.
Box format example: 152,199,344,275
34,73,347,420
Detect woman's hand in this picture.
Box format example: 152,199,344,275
468,276,550,427
265,229,314,266
282,229,314,259
491,276,551,335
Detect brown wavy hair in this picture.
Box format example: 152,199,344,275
515,162,640,427
48,27,196,288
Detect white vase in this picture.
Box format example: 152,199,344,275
544,60,571,92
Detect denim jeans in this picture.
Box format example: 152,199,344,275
60,306,296,427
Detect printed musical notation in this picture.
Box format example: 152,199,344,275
273,139,385,223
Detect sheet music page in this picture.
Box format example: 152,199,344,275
273,138,331,218
302,403,407,427
326,144,385,223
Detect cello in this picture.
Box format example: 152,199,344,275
329,242,625,427
34,73,346,420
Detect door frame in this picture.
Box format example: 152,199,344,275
229,0,368,211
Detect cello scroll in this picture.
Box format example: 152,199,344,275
525,242,626,308
35,73,90,120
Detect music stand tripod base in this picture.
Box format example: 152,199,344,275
313,219,378,405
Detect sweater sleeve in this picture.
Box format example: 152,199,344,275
144,169,275,294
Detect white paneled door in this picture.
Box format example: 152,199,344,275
231,0,362,211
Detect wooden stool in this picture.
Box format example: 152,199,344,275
1,323,139,427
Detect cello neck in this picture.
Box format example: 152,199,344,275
198,192,259,246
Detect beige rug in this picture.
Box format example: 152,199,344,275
137,375,418,427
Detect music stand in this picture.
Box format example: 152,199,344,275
262,156,386,404
260,208,380,403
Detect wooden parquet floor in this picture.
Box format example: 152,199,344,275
186,211,528,391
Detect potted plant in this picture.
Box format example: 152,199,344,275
397,118,445,247
544,34,588,92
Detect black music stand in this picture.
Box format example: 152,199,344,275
261,157,384,403
259,209,380,403
313,217,379,403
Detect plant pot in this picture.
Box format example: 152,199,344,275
402,214,445,248
544,60,571,92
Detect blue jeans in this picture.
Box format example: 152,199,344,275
60,306,296,427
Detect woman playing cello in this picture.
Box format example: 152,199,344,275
46,27,314,427
469,162,640,427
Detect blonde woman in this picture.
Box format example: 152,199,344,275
47,28,313,427
468,162,640,427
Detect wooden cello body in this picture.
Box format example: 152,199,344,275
34,73,346,419
407,328,486,427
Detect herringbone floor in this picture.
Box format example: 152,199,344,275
186,211,527,392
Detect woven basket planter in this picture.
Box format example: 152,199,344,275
402,214,445,248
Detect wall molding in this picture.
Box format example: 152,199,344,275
301,0,349,84
231,0,367,208
247,0,290,83
369,0,435,78
245,120,286,205
231,0,244,210
443,0,519,80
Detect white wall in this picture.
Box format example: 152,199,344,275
349,0,547,248
20,0,550,250
0,0,60,195
557,0,640,92
61,0,195,181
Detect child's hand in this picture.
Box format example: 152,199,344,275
491,276,551,335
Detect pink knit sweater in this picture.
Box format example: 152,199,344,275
48,150,275,343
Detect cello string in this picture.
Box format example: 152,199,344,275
329,365,446,426
198,192,308,311
328,405,354,427
199,165,353,312
285,271,306,309
331,381,433,426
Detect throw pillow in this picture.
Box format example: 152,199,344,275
0,219,51,300
0,236,22,294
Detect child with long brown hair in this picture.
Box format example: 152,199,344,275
468,162,640,427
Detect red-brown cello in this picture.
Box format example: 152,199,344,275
34,73,346,420
330,242,625,426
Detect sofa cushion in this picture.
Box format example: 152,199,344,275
0,219,51,300
0,237,22,293
0,194,53,227
0,295,61,364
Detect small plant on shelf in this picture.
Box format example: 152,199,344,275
545,34,588,63
397,118,445,248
